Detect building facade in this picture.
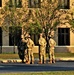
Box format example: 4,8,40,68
0,0,74,53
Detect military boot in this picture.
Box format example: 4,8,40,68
43,61,46,64
38,61,42,64
48,60,52,64
32,61,34,64
26,61,30,64
53,60,55,63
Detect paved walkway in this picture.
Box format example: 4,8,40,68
0,57,74,63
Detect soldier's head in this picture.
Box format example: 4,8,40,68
27,35,31,39
40,33,43,37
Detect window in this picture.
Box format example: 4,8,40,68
29,0,41,8
59,0,70,9
58,28,70,46
0,0,2,7
0,27,2,46
9,0,22,8
48,0,56,3
9,27,22,46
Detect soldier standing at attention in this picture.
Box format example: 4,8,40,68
38,33,47,64
26,35,35,64
48,36,56,64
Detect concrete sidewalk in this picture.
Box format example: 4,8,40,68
0,57,74,63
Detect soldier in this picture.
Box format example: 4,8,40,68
17,35,28,63
21,35,28,63
48,36,56,64
38,33,47,64
26,35,35,64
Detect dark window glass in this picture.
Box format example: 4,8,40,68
0,0,2,7
9,27,22,46
9,0,22,8
29,0,41,8
58,28,70,46
59,0,70,9
0,27,2,46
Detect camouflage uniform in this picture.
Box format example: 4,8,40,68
48,38,56,64
38,33,47,64
22,37,28,63
26,36,34,64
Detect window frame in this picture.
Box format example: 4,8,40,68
0,0,2,7
58,0,70,9
9,0,22,8
58,28,70,46
0,27,2,46
28,0,41,8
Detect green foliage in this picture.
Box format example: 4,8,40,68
53,21,60,30
70,19,74,28
29,21,42,34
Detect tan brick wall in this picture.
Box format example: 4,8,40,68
70,0,74,12
55,46,74,53
1,0,74,53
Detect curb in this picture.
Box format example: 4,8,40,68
0,59,23,63
56,57,74,61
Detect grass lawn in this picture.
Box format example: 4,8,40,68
0,71,74,75
0,54,74,75
0,53,74,59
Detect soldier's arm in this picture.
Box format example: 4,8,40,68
39,39,41,45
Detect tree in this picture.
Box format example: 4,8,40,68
0,1,30,53
0,0,74,52
28,0,74,52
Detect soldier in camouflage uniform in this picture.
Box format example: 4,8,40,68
48,37,56,64
21,35,29,63
17,35,28,63
38,33,47,64
26,35,35,64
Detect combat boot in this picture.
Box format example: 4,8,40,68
48,60,52,64
38,61,42,64
43,61,46,64
53,60,55,63
26,61,30,64
32,61,34,64
30,61,34,64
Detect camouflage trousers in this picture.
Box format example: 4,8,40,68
27,49,34,63
39,47,46,63
24,49,28,62
49,48,55,61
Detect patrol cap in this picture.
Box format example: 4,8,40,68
40,33,43,36
27,35,31,38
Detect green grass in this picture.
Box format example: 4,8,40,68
55,53,74,57
0,53,74,59
0,54,19,59
0,71,74,75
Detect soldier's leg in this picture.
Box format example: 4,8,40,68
43,49,46,64
52,50,55,63
26,50,30,64
48,49,52,64
24,49,28,62
38,51,42,64
31,50,34,64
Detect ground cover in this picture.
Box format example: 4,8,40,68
0,53,74,59
0,71,74,75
